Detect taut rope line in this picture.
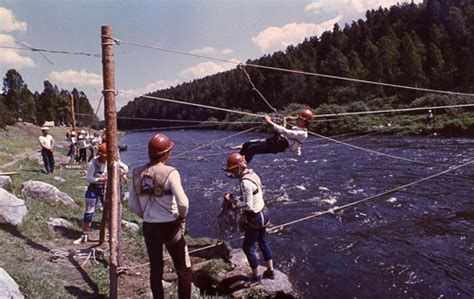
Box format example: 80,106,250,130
307,130,430,165
119,91,263,118
173,126,260,158
239,64,279,114
119,91,473,120
112,37,474,98
119,159,473,271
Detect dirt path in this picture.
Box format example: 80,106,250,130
0,150,35,169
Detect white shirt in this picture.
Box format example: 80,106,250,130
236,170,264,213
129,163,189,223
39,134,55,150
86,158,129,184
272,124,308,156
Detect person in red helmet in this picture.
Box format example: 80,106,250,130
239,108,314,164
74,143,128,244
128,133,192,299
223,153,275,285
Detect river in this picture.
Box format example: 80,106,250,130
119,130,474,298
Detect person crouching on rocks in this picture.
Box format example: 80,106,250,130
74,143,128,244
128,133,192,299
223,153,275,284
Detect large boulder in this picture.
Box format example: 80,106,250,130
223,249,294,297
0,176,12,189
0,267,24,298
47,217,74,232
0,188,28,226
29,150,70,166
21,180,79,208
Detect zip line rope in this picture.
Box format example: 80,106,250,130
0,45,101,58
112,37,474,98
120,159,473,271
119,91,263,118
118,91,474,120
239,64,279,114
173,126,260,158
307,130,429,165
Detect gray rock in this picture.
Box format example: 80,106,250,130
0,176,13,189
29,151,70,166
222,249,295,297
21,180,79,208
0,188,28,226
53,176,66,183
0,267,24,298
47,217,74,232
121,220,140,232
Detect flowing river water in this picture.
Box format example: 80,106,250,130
119,130,474,298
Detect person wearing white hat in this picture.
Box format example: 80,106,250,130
39,127,55,175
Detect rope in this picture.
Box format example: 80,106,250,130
308,130,429,165
173,126,260,158
315,103,474,118
0,45,101,58
113,37,474,98
95,96,104,117
119,159,472,271
125,123,220,132
267,159,473,231
119,91,263,118
119,91,473,121
238,64,279,114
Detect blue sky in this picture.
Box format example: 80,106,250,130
0,0,421,118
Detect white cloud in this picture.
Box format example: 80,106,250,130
252,16,342,53
304,2,323,11
221,48,233,55
0,34,35,69
189,47,216,55
0,7,27,32
178,59,239,80
49,69,102,88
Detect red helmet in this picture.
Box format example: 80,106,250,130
297,108,314,123
223,153,247,172
98,143,107,157
148,133,174,159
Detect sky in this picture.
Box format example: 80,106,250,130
0,0,422,119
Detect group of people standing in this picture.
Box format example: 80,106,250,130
66,129,102,163
126,108,314,298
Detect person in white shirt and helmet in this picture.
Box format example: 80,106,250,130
128,133,192,299
223,153,275,285
239,108,314,164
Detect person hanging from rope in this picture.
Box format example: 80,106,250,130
128,133,192,299
223,153,275,285
73,143,129,244
239,108,314,164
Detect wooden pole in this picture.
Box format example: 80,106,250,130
101,25,120,299
70,94,76,131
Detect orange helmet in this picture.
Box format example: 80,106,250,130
148,133,174,160
297,108,314,123
223,153,247,172
98,143,107,157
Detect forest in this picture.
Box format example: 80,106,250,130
0,69,99,129
117,0,474,136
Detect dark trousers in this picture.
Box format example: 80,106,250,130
242,209,272,269
239,134,289,163
143,221,192,299
41,148,54,174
